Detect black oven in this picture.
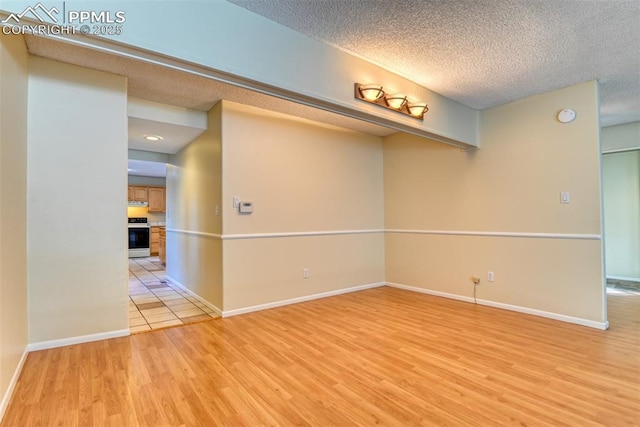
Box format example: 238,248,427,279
128,218,150,258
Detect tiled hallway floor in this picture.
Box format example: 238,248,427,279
129,257,219,333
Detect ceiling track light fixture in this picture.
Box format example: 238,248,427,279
354,83,429,120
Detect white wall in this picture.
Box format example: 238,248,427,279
601,122,640,153
385,81,606,327
603,150,640,280
27,57,129,343
221,101,384,311
0,33,28,421
601,122,640,280
128,176,166,187
128,149,169,163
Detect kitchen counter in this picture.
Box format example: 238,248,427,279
149,222,166,227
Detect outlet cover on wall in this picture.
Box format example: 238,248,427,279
487,271,495,282
303,268,309,279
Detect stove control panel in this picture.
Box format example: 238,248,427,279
128,217,148,224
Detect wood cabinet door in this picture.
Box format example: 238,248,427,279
148,187,165,212
150,227,160,255
133,187,148,202
127,186,134,201
159,228,166,264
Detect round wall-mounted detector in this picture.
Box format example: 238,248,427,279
557,108,576,123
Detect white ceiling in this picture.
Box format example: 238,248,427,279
127,100,208,174
128,117,207,155
228,0,640,127
127,159,167,178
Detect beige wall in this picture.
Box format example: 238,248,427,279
221,101,384,311
385,81,605,323
0,33,28,419
386,234,604,320
224,234,384,310
27,57,129,343
601,122,640,153
166,103,223,308
603,150,640,280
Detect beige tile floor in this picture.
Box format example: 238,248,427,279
607,278,640,296
129,257,219,333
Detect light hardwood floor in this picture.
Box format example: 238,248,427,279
3,287,639,426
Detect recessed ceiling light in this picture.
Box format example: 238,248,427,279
143,135,163,141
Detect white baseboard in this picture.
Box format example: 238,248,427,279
607,275,640,283
0,347,28,423
386,282,609,330
27,329,130,352
386,281,475,304
165,275,223,317
223,282,386,317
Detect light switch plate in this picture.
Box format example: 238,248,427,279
233,196,240,208
239,202,253,214
560,192,570,204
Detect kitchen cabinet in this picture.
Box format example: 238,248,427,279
158,227,166,264
127,186,166,212
148,187,165,213
150,226,160,256
129,186,148,202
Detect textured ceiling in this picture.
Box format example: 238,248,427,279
228,0,640,127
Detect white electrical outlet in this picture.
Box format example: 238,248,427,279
303,268,309,279
487,271,495,282
215,204,220,216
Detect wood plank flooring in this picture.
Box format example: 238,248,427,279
3,287,639,426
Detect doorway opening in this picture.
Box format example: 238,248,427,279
602,149,640,298
128,257,218,333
